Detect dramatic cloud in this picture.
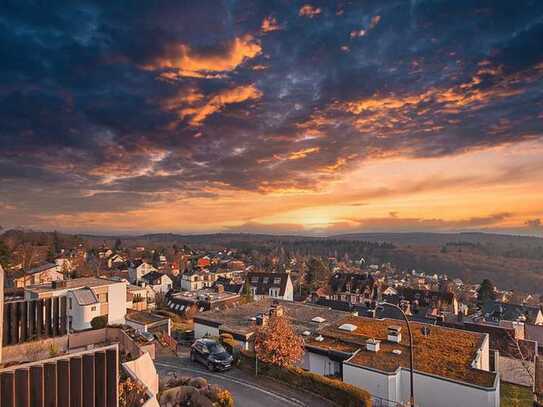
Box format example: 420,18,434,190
181,84,263,125
145,34,262,78
0,1,542,234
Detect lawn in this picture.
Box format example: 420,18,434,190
500,382,533,407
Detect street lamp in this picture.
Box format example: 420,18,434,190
378,301,415,407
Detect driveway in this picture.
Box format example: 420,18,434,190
155,353,334,407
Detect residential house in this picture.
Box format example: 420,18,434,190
128,260,156,284
193,298,347,350
141,271,173,295
166,285,241,317
480,301,543,325
127,284,156,311
107,253,127,269
24,277,127,331
180,269,216,291
126,311,171,336
13,262,64,288
246,272,293,301
328,272,377,306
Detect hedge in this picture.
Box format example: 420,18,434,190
239,351,371,407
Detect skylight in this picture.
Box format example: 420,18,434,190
312,316,326,323
338,323,357,332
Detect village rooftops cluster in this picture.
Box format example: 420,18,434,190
195,299,497,388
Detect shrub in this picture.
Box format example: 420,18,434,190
239,351,371,407
90,315,108,329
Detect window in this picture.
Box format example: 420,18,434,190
263,277,269,284
274,278,281,284
69,298,72,310
251,277,259,283
91,306,97,311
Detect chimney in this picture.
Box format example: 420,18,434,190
256,313,269,327
387,326,402,343
366,338,381,352
215,284,224,294
269,304,284,318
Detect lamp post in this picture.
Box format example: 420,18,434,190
378,301,415,407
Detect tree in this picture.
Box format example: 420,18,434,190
90,315,108,329
477,279,497,303
0,240,11,269
241,281,254,304
114,238,122,252
254,314,304,368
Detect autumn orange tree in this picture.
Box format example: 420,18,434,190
254,315,304,368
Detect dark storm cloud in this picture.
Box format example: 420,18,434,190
0,0,542,219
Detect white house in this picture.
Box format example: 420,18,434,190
25,277,127,331
180,270,216,291
302,316,499,407
128,261,156,284
141,271,173,295
246,272,293,301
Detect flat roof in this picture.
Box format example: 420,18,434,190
319,315,496,387
26,277,124,294
170,288,239,303
126,311,169,325
194,298,349,337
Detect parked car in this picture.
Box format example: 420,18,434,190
190,339,233,371
139,331,155,342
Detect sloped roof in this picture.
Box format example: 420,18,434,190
246,272,289,296
27,262,58,275
482,301,542,324
72,287,99,306
141,271,167,285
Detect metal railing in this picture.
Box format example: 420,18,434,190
371,395,405,407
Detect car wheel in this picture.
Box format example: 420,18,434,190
207,361,214,371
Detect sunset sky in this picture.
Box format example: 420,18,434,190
1,1,542,236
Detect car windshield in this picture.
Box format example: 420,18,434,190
207,343,226,354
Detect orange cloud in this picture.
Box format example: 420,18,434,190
299,4,321,18
146,34,261,78
261,16,281,33
181,84,263,125
287,147,320,160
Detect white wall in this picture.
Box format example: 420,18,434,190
68,292,101,331
108,281,127,325
307,352,340,376
343,363,499,407
194,322,220,339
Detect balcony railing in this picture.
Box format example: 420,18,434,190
371,395,405,407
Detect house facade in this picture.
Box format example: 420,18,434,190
13,263,64,288
141,271,173,295
128,261,156,284
25,277,127,331
246,272,293,301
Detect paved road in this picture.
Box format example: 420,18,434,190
155,354,333,407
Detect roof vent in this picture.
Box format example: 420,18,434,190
387,325,402,343
315,335,324,342
249,317,257,321
366,338,380,352
312,316,326,323
338,323,357,332
302,331,311,336
392,349,402,355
